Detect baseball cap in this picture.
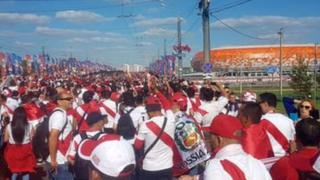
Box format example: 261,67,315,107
204,114,243,140
78,134,136,177
86,112,107,126
145,96,161,112
242,91,257,102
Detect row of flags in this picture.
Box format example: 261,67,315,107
149,55,176,76
149,44,192,76
0,51,114,77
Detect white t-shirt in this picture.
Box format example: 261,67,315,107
100,99,117,128
194,96,228,127
261,113,295,157
204,144,272,180
47,108,73,164
67,130,101,159
6,123,33,144
136,110,175,171
130,105,148,131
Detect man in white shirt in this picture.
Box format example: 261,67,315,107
193,83,228,127
204,114,272,180
99,90,117,130
48,91,74,179
134,92,175,180
258,92,296,157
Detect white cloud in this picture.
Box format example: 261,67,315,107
0,13,50,25
67,36,127,44
56,10,112,23
212,16,320,29
36,26,100,36
35,27,121,37
136,42,154,47
15,41,34,47
133,17,181,27
136,28,176,37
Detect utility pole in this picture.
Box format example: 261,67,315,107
201,0,211,66
278,28,284,97
314,43,318,104
164,39,167,76
177,17,183,78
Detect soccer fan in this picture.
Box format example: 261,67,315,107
4,107,36,180
193,83,228,127
270,118,320,180
78,135,135,180
203,114,272,180
48,91,74,179
134,88,175,180
259,92,296,157
238,102,274,160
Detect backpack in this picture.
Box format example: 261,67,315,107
117,108,135,140
32,109,67,161
73,132,103,180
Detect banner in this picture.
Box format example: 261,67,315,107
173,114,210,176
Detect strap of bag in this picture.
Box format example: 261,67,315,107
76,110,88,133
141,117,167,160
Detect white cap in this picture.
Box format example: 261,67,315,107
242,91,257,102
78,134,135,177
313,155,320,173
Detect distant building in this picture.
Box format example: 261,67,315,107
191,44,320,72
122,64,145,72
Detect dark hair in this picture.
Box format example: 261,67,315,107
296,118,320,146
46,87,58,102
135,94,144,106
200,87,214,101
185,87,195,98
12,90,19,98
83,91,95,104
169,81,181,93
240,102,262,124
101,90,112,99
11,107,29,144
259,92,277,108
121,91,135,107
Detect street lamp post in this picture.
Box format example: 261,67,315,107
314,43,318,104
278,28,284,97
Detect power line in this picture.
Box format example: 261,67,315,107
210,0,252,14
0,0,160,13
211,14,275,40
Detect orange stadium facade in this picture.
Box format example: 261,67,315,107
191,44,319,72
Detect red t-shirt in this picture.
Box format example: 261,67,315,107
270,148,319,180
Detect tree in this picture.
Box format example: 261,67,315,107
289,57,313,98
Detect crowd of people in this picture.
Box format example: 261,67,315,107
0,71,319,180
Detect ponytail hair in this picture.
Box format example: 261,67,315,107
11,107,28,144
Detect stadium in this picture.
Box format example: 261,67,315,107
191,44,319,73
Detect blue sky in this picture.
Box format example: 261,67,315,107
0,0,319,68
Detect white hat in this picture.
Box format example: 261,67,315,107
78,134,136,177
313,155,320,173
242,91,257,102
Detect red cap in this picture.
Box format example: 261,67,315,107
172,92,188,111
204,114,243,140
145,96,161,105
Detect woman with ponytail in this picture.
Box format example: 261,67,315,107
4,106,36,180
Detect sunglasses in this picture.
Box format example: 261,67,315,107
300,105,311,110
59,97,73,101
